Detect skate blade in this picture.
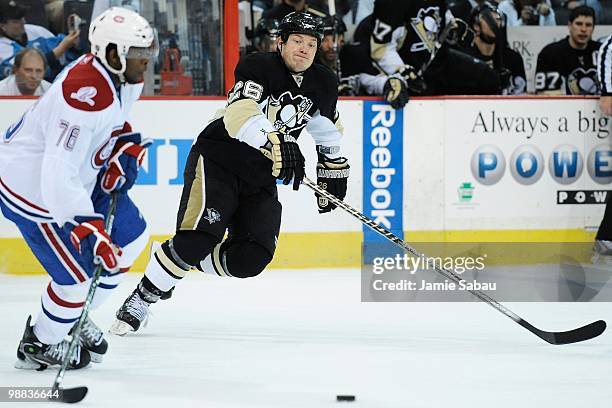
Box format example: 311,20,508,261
89,351,104,363
15,358,47,371
591,253,612,266
108,320,134,336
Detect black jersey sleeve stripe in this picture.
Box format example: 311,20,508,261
599,35,612,95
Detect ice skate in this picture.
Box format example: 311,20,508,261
71,317,108,363
15,316,91,370
110,288,153,335
591,240,612,265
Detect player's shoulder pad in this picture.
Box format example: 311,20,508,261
588,39,602,51
235,52,283,86
536,41,559,62
547,38,568,53
310,62,338,86
237,52,279,73
61,54,115,112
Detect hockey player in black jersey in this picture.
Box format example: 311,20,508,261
460,2,527,95
110,12,350,334
535,6,600,95
251,18,280,53
370,0,502,101
316,15,404,100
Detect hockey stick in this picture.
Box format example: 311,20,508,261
302,177,606,345
50,191,119,403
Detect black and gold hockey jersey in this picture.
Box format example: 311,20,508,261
535,37,601,95
371,0,447,74
195,52,343,187
462,44,527,95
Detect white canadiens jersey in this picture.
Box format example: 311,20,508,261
0,54,142,226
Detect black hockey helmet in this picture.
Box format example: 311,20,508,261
278,12,324,45
322,15,347,37
470,1,506,44
470,1,505,29
255,18,280,40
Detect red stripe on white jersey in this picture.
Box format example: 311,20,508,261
0,177,49,213
0,177,52,222
46,282,84,308
38,223,88,283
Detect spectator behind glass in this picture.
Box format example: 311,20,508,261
0,0,81,81
535,5,600,94
563,1,602,25
498,0,556,26
0,47,50,95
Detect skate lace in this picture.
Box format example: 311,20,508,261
80,319,104,346
126,292,150,321
44,340,81,364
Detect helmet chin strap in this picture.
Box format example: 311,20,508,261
101,53,127,84
478,32,497,45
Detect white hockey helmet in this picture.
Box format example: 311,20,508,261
89,7,158,76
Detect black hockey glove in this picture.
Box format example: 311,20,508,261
315,146,350,213
260,131,305,190
338,77,357,96
383,77,409,110
499,68,512,92
397,65,426,94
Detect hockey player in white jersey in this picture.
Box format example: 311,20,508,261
0,7,158,370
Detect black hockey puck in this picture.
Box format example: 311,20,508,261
336,395,355,402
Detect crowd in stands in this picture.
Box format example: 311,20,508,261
0,0,610,100
0,0,85,95
245,0,612,106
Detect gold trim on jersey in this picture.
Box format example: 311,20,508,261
370,38,387,62
334,112,344,135
179,155,206,231
537,90,564,96
224,99,261,138
155,246,189,278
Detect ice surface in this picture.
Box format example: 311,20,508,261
0,269,610,407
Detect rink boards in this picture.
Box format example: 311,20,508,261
0,96,609,273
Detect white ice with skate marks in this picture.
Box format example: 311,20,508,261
0,269,611,407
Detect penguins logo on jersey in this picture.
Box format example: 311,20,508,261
263,91,313,136
567,67,598,95
410,7,441,53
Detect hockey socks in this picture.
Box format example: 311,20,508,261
144,240,191,293
198,242,233,277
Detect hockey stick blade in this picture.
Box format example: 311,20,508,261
302,177,607,345
51,386,88,404
519,319,606,345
